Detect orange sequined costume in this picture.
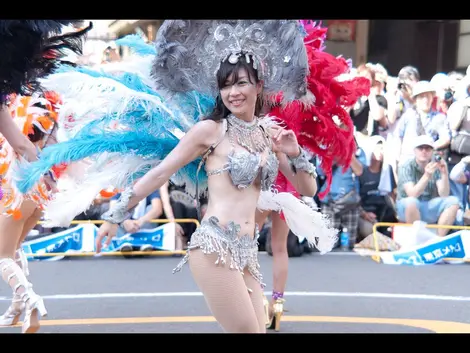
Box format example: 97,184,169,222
0,92,64,219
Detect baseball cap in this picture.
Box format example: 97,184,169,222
414,135,434,149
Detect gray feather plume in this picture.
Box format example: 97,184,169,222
151,20,309,102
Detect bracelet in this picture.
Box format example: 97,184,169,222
288,147,317,178
101,186,135,225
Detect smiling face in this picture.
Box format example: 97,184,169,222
216,55,263,122
220,68,261,120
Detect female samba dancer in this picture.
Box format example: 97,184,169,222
256,20,370,331
95,20,335,333
11,21,336,333
0,21,90,333
0,92,63,333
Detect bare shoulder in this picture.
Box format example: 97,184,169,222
187,119,224,149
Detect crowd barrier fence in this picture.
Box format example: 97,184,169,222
27,218,200,258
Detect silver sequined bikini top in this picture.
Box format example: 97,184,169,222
205,119,279,191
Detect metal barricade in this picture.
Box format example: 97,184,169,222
371,222,470,263
28,218,200,258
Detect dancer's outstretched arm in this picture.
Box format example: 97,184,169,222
96,119,221,252
0,106,38,162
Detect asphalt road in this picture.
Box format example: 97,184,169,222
0,251,469,333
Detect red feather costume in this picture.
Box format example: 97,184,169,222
268,21,370,200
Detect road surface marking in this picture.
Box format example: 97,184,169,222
2,291,470,302
1,315,469,333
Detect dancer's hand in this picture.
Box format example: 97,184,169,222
270,125,300,158
96,221,119,253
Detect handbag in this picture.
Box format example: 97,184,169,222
449,105,470,164
450,131,470,155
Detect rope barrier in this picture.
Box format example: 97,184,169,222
371,222,470,263
27,218,200,258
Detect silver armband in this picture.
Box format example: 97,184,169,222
288,147,317,177
101,187,135,225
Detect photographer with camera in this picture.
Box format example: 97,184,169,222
396,135,459,237
386,66,420,128
382,66,420,182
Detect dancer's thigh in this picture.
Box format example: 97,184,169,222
255,209,271,230
271,211,289,249
0,199,37,257
19,208,43,247
242,269,266,333
189,249,260,333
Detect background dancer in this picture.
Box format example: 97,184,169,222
0,21,90,333
0,92,63,333
256,20,370,331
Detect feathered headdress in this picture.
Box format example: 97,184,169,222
0,20,92,105
151,20,309,102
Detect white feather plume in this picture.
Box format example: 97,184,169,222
42,153,159,227
257,190,337,254
39,72,176,139
97,55,157,90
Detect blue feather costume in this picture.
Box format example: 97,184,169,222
13,34,215,227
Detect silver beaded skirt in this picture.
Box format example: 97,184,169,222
173,216,264,287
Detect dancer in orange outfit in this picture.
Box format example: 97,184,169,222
0,92,64,333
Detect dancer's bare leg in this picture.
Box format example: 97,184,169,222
255,210,271,231
270,212,289,298
189,249,263,333
14,207,43,279
266,211,289,331
18,208,43,248
242,268,267,333
0,200,46,332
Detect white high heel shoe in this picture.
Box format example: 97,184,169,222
0,297,24,326
21,293,47,334
0,249,31,326
0,256,47,333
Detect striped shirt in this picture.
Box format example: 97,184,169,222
397,158,441,201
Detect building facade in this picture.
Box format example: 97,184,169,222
318,19,463,80
104,20,466,79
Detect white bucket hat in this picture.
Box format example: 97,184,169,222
412,80,436,98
